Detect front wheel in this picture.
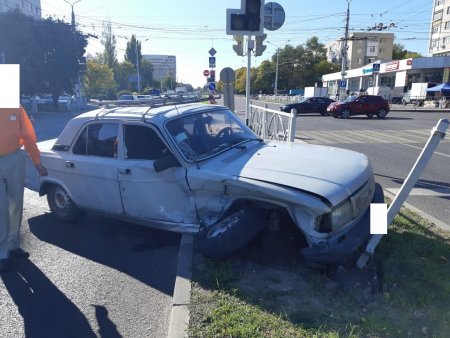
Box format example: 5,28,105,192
198,207,265,258
47,184,82,222
377,109,388,119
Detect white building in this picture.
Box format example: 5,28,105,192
326,32,394,70
322,56,450,97
0,0,41,19
142,54,176,82
429,0,450,56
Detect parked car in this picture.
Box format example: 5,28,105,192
23,103,383,264
280,97,335,115
327,95,390,119
20,96,32,108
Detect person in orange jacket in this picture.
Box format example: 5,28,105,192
0,105,47,272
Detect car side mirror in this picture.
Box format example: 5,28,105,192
153,153,181,172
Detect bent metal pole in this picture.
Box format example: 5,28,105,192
356,118,449,269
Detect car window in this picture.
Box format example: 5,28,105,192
72,123,118,158
165,109,256,161
124,125,167,160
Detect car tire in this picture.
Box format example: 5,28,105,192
402,100,407,106
366,114,374,118
198,206,265,258
47,184,82,222
377,109,388,119
340,109,351,119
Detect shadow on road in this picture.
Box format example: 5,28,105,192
28,213,181,296
1,259,97,338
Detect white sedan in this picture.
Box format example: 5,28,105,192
24,103,383,263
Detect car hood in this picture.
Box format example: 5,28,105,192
209,142,372,205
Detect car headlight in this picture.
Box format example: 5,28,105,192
330,200,354,231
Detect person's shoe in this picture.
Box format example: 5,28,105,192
0,258,10,272
9,248,30,259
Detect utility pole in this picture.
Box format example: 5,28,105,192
63,0,81,27
245,36,254,126
135,42,141,93
267,39,290,96
339,0,352,101
63,0,82,109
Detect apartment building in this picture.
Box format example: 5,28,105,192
142,54,176,82
429,0,450,56
326,32,394,70
0,0,41,19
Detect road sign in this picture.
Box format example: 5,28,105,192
203,69,210,77
209,56,216,68
339,79,347,88
373,63,380,73
264,2,285,31
209,48,217,56
220,67,235,84
208,82,216,91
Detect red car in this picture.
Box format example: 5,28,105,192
327,95,390,119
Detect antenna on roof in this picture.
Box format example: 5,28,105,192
140,106,154,121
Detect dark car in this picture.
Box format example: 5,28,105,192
280,97,335,115
326,95,390,119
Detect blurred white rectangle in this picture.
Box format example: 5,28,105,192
370,203,388,234
0,64,20,108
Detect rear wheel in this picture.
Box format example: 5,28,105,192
198,206,265,258
340,109,351,119
47,184,82,222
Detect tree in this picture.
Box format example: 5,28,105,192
140,60,154,89
125,35,141,71
101,19,117,71
84,59,116,99
0,10,87,105
116,61,136,91
393,42,422,60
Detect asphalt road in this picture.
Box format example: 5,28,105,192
1,108,181,338
230,96,450,227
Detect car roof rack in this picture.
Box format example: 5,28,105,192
94,106,123,120
141,106,154,121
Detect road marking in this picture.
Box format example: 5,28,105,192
297,129,450,146
399,143,450,158
386,187,450,197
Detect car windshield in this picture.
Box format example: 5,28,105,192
165,109,258,161
343,95,358,103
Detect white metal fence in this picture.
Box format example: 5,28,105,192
248,102,297,142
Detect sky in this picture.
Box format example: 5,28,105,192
39,0,432,88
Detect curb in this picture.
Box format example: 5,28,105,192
166,191,449,338
383,189,450,232
167,233,193,338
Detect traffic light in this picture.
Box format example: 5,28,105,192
254,34,267,56
226,0,264,36
233,35,244,56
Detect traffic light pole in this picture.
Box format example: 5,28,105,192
245,36,253,126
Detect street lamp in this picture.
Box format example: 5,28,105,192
267,39,290,96
63,0,82,27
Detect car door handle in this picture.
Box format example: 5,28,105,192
65,161,75,168
118,168,132,175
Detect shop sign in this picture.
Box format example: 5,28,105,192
385,61,399,72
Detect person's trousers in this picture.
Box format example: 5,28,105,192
0,150,25,259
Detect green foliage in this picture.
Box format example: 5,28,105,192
116,61,136,92
101,19,117,71
0,10,87,101
393,42,422,60
84,60,116,99
125,34,141,70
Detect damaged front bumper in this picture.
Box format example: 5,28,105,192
301,183,384,265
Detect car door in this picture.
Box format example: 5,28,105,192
64,121,124,215
117,123,197,225
353,96,367,115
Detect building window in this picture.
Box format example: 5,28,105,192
447,6,450,14
443,36,450,44
434,10,443,21
433,25,440,34
369,46,376,53
379,48,385,54
445,21,450,29
432,39,439,48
